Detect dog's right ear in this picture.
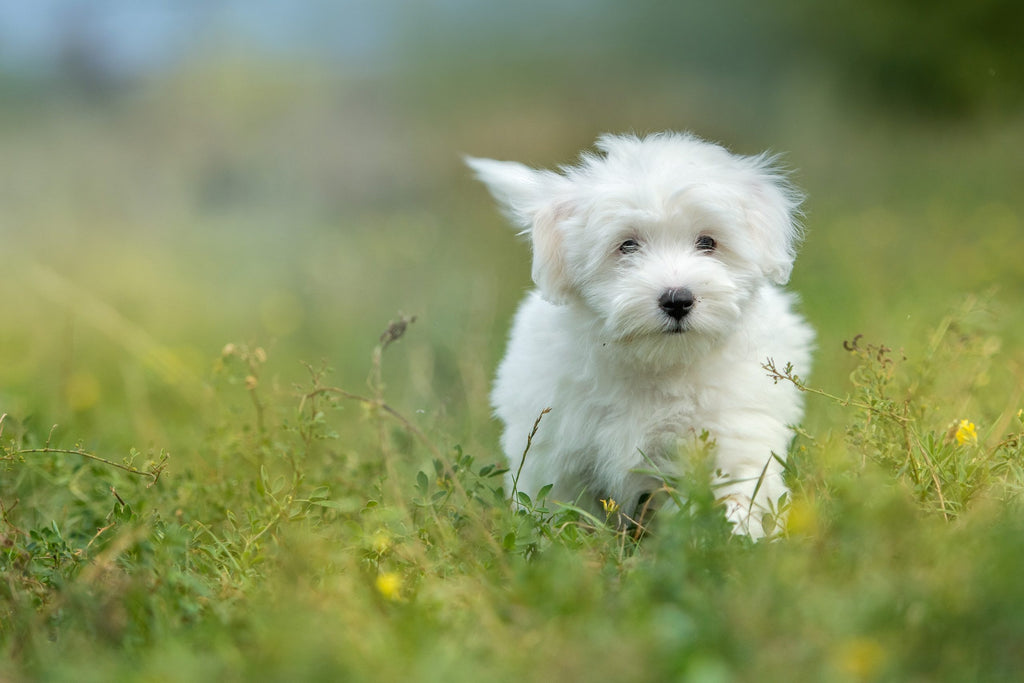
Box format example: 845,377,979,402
466,157,574,304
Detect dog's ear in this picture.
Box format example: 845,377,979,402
466,157,574,304
742,159,804,285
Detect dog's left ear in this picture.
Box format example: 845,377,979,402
742,160,804,285
466,157,575,304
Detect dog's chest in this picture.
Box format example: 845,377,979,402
565,369,710,462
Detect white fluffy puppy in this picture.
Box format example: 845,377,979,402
468,132,814,538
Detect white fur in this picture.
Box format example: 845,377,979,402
468,132,814,538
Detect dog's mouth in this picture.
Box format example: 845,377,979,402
664,319,689,335
614,320,690,343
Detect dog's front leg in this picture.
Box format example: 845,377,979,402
711,438,789,539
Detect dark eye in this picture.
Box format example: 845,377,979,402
695,235,717,253
619,239,641,254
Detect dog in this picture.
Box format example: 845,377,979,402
468,132,814,538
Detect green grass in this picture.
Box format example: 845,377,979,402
2,63,1024,681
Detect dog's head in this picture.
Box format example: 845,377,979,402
468,132,803,347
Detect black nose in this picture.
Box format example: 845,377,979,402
658,287,695,321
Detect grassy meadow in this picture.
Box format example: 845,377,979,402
2,51,1024,681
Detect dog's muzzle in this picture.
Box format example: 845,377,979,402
658,287,695,322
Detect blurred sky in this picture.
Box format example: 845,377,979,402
0,1,623,80
0,0,402,77
3,0,1019,121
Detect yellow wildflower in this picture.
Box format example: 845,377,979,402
954,419,977,445
375,571,403,601
600,498,620,515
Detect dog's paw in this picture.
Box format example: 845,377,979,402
721,494,785,540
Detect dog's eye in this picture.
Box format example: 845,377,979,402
695,235,717,253
619,239,641,254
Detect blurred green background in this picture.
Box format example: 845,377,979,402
1,0,1022,460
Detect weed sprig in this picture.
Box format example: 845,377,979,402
766,298,1024,520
